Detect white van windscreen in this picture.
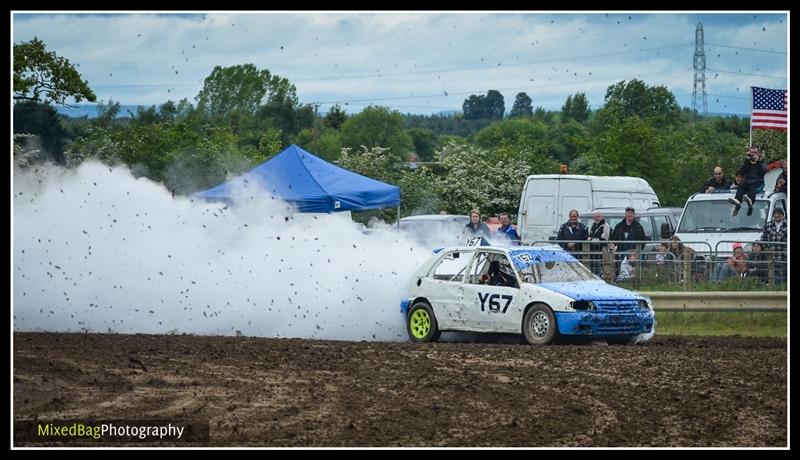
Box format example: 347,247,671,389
677,200,769,233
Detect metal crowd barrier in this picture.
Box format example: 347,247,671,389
528,239,787,290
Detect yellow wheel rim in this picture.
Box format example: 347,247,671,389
409,309,431,339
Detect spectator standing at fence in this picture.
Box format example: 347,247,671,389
761,207,787,284
588,211,610,275
646,242,674,282
463,209,492,240
667,235,708,282
699,166,732,193
729,145,768,217
747,242,769,284
611,207,646,254
556,209,588,253
496,212,521,245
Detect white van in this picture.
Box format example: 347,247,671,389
673,167,786,254
517,175,660,243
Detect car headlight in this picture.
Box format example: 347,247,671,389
571,300,596,311
637,299,651,310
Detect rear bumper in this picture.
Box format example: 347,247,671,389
555,310,654,336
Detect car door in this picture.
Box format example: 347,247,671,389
424,250,473,330
460,251,521,333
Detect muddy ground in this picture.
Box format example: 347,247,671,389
13,332,786,447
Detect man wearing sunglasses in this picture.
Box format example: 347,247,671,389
699,166,732,194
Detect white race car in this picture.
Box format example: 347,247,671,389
400,242,654,345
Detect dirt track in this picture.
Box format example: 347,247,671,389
13,332,786,447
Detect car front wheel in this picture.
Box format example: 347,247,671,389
523,304,559,345
407,301,441,343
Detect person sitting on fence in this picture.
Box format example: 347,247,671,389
617,250,640,282
714,242,749,281
729,145,768,217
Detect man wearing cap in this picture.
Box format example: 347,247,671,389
610,207,647,255
761,207,787,284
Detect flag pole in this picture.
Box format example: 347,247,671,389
749,86,753,147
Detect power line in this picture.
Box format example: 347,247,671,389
706,68,786,80
705,43,787,55
291,43,691,82
85,43,692,88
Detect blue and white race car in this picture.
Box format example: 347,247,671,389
400,242,654,345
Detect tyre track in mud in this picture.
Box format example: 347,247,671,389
13,332,786,447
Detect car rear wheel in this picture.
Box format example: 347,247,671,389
523,304,559,345
407,301,441,343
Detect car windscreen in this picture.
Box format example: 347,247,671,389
518,260,598,283
510,249,598,283
677,200,769,233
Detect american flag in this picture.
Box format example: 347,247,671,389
751,86,788,131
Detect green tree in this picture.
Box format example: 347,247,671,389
593,79,680,131
324,104,348,130
583,116,676,204
13,101,68,163
14,37,96,106
195,64,296,120
509,92,533,118
485,90,506,120
462,94,486,120
749,129,787,162
562,92,590,122
339,105,413,160
407,127,437,162
433,142,558,216
462,90,505,120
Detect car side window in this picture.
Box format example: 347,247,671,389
468,252,491,284
640,217,654,240
432,250,472,283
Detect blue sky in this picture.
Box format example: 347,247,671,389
13,12,789,116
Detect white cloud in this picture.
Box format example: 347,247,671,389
13,12,787,115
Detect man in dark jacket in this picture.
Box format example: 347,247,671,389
556,209,589,252
611,207,647,254
699,166,732,193
729,145,768,217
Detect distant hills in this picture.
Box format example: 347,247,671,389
54,104,746,119
56,104,143,119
